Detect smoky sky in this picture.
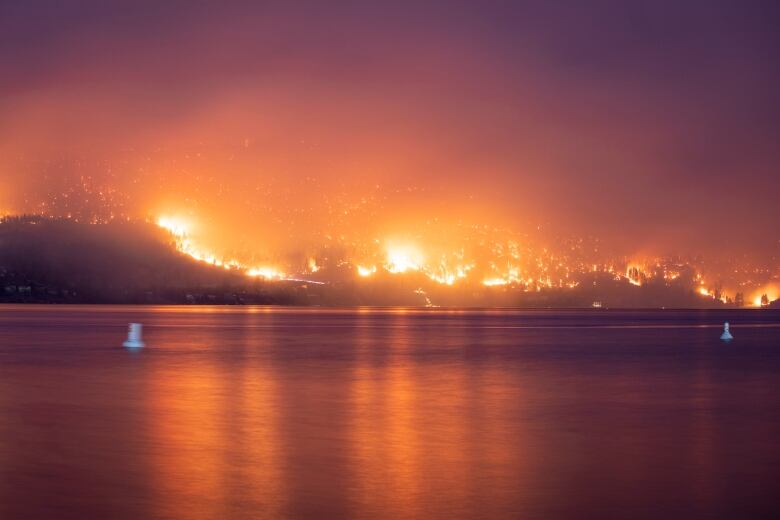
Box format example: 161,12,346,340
0,0,778,257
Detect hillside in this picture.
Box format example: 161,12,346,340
0,216,759,308
0,216,298,304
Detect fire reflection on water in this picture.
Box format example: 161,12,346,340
2,307,780,518
148,352,229,519
146,319,289,518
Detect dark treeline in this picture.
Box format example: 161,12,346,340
0,216,300,304
0,216,742,308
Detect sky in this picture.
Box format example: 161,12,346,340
0,0,778,259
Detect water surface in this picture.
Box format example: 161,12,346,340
1,305,779,519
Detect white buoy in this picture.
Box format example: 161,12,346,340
720,322,733,341
123,323,145,348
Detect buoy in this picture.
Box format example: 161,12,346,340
123,323,145,348
720,322,733,341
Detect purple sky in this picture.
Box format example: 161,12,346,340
1,0,778,257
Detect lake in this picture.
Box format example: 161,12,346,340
1,305,779,519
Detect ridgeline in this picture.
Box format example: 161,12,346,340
0,216,745,308
0,216,300,304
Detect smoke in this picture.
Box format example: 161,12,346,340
1,0,778,263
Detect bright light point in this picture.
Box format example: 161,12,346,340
429,273,455,285
357,265,376,277
385,244,423,273
247,267,285,280
157,216,189,237
146,216,773,303
625,265,644,286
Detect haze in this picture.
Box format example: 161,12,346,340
1,0,778,261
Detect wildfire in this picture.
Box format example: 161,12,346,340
357,265,377,277
750,286,777,307
150,213,775,305
157,216,189,237
384,243,424,273
427,264,472,285
626,265,644,286
247,267,286,280
157,216,286,280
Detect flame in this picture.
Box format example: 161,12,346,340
626,264,644,286
357,265,376,277
247,267,286,280
157,216,189,237
750,286,777,307
384,243,423,273
426,261,473,285
482,265,523,287
150,213,773,304
157,216,286,280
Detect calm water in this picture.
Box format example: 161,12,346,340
1,305,779,519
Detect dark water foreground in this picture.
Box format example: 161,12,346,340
1,305,779,519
